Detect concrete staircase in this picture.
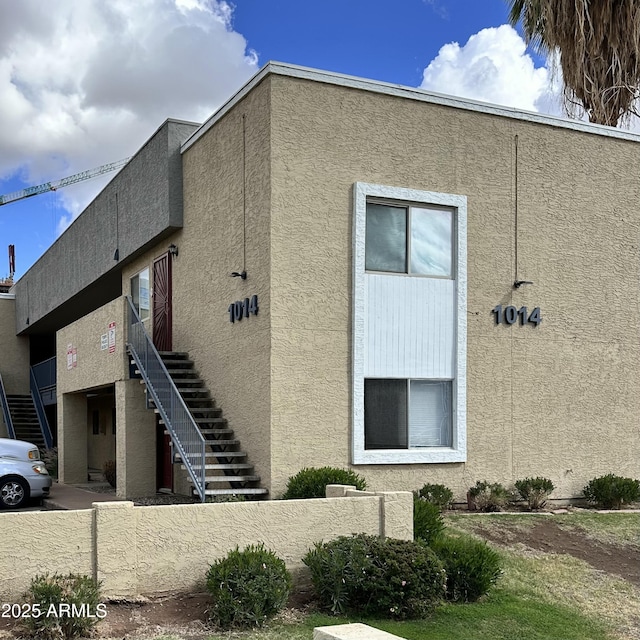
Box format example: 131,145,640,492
5,395,45,449
153,351,267,500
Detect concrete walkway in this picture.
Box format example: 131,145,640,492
44,482,124,511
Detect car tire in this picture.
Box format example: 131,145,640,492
0,475,30,509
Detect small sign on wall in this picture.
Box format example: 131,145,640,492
108,322,116,353
66,344,77,370
100,334,108,351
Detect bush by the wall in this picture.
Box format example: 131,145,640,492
413,496,445,546
514,477,555,511
281,467,366,499
41,448,58,480
468,481,510,512
206,544,291,629
103,460,116,488
303,534,446,619
583,474,640,510
22,573,103,639
432,535,502,602
416,483,454,511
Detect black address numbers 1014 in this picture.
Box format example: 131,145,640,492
492,305,541,327
228,295,259,323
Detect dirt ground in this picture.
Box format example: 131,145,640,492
475,518,640,587
1,517,637,639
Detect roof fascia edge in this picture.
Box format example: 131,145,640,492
181,64,273,153
181,61,640,152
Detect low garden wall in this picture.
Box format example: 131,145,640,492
0,487,412,599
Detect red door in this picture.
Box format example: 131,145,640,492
153,253,173,489
156,422,173,490
153,253,172,351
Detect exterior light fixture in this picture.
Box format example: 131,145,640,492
168,244,179,257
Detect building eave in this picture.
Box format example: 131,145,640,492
180,61,640,154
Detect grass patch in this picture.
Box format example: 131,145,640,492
203,590,612,640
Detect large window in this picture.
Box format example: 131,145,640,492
365,203,453,277
353,183,467,465
364,379,452,450
131,267,150,321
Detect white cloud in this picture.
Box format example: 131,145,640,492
420,25,562,116
0,0,258,221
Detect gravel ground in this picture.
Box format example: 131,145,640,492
81,483,199,506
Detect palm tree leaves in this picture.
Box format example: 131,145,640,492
508,0,640,126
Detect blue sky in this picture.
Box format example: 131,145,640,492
0,0,557,279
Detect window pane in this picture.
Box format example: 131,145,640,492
139,267,150,321
364,379,407,449
131,268,150,321
410,207,453,277
365,204,407,272
131,275,140,313
409,380,452,447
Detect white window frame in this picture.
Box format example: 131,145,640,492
352,183,467,464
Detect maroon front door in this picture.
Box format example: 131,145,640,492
156,422,173,490
153,252,172,351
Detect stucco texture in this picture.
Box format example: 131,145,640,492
267,75,640,500
0,509,93,598
0,490,410,599
177,78,273,490
0,296,29,396
56,298,128,395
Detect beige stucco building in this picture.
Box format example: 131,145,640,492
1,63,639,503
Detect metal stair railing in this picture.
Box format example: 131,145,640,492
0,373,15,440
125,296,206,502
30,367,54,449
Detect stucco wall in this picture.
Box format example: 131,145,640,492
178,78,272,489
0,509,93,597
13,120,199,334
56,298,128,395
86,394,116,471
268,75,640,500
0,295,29,396
0,489,411,599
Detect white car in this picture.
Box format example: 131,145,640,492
0,438,52,508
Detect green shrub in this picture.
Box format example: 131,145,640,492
416,483,454,510
303,534,446,619
468,481,510,512
42,448,58,479
281,467,366,499
206,544,291,629
22,573,103,639
514,477,555,510
414,496,445,545
432,535,502,602
103,460,116,488
583,474,640,510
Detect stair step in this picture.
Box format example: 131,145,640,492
174,380,205,387
203,439,240,446
175,451,247,462
160,359,194,368
164,369,200,377
158,351,190,359
200,428,233,436
205,475,259,483
177,389,210,397
203,488,269,496
158,412,223,426
183,463,253,471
